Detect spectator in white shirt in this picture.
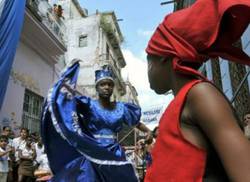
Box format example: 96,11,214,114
12,128,29,162
34,151,52,181
34,137,44,164
12,128,29,182
18,135,36,182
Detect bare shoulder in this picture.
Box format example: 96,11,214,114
186,81,234,123
185,81,242,148
185,81,250,181
186,82,237,134
187,81,225,103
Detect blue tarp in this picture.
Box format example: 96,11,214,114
0,0,26,110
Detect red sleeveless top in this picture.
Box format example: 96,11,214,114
145,80,206,182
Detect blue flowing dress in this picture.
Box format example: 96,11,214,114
41,62,141,182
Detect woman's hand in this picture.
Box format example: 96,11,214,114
61,83,82,96
136,122,152,137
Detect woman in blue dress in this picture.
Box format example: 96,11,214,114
41,60,152,182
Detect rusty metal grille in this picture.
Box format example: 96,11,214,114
22,89,44,133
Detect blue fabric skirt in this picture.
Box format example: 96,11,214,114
41,62,139,182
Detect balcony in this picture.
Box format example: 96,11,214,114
26,0,67,46
99,54,126,95
21,0,67,64
100,13,126,68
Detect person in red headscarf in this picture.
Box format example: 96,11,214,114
144,0,250,181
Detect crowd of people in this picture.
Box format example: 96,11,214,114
0,127,51,182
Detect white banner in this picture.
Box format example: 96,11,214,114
141,106,165,130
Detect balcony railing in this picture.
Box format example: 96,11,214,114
26,0,67,46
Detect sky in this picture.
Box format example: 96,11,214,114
78,0,175,112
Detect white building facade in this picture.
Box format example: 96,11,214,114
57,0,127,101
0,0,67,134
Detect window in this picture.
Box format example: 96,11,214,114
22,89,44,133
79,35,88,47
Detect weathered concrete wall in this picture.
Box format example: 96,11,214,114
0,42,55,133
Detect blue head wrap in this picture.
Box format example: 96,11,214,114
95,66,114,85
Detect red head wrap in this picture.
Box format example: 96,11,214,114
146,0,250,77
